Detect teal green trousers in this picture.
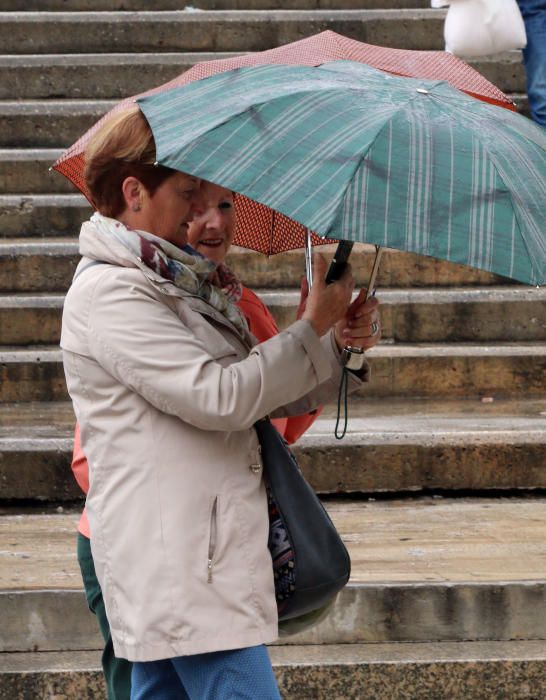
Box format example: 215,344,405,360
77,532,132,700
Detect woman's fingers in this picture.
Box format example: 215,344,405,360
337,291,381,349
346,309,380,334
312,252,328,282
350,292,379,317
302,255,354,337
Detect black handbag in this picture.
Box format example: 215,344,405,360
254,419,351,628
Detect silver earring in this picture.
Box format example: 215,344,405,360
132,203,141,212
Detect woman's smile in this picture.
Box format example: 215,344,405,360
187,182,236,266
198,237,225,248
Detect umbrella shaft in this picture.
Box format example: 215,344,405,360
305,229,314,289
365,246,383,301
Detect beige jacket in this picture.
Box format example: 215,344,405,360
61,224,368,662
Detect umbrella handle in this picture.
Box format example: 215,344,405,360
304,236,383,296
335,244,383,440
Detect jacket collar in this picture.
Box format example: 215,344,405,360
78,219,255,349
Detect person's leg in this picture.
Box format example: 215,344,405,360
77,533,133,700
171,644,282,700
131,659,190,700
517,0,546,127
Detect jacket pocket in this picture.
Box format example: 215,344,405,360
207,496,219,584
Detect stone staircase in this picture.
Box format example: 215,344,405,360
0,1,545,698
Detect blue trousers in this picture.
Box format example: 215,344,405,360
517,0,546,127
131,645,282,700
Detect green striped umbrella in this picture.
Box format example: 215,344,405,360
138,61,546,285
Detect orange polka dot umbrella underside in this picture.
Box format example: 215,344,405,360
53,30,515,255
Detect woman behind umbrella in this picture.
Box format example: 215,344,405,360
188,180,330,442
61,105,379,700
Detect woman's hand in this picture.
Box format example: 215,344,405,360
301,255,354,337
334,289,381,351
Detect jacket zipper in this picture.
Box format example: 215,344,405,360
207,496,218,583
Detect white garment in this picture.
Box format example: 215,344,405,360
432,0,527,55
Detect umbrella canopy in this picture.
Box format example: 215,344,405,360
52,31,516,255
138,61,546,286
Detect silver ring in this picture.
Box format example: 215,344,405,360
371,321,379,335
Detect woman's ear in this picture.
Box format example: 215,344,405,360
121,176,144,213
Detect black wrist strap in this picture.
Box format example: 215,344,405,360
334,367,349,440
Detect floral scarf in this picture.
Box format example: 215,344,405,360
88,213,248,336
213,264,243,303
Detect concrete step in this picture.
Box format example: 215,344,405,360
1,497,545,653
1,53,237,101
0,100,114,148
1,642,546,700
0,239,79,292
0,195,92,238
0,237,513,289
0,89,531,149
0,343,544,403
1,398,545,500
302,398,546,493
0,10,446,55
255,287,546,343
0,0,433,9
1,287,544,345
0,150,67,194
2,51,525,100
0,294,64,345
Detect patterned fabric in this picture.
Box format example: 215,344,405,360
266,486,295,613
138,61,546,285
86,213,249,336
212,263,243,303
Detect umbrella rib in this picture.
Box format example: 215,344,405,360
321,98,420,240
464,121,545,283
379,89,544,283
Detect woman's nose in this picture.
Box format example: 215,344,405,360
204,209,224,231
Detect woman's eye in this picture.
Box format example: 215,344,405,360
179,186,196,195
219,201,232,210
